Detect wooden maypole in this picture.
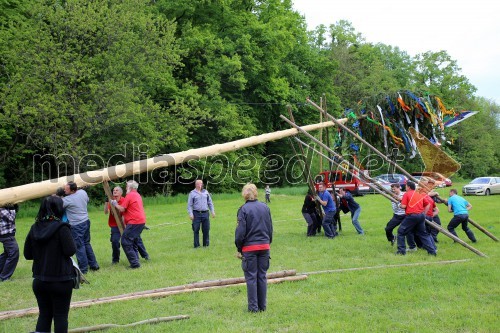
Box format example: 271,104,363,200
0,120,346,206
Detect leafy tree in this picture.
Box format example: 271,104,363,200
411,51,476,107
0,0,190,185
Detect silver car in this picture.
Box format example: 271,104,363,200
462,177,500,196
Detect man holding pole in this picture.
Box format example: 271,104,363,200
384,184,416,248
111,180,149,269
316,183,337,239
396,181,437,256
63,181,100,273
104,186,124,264
338,188,364,235
446,189,476,243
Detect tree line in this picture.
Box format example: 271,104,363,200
1,0,498,196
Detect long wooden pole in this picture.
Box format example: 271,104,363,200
467,218,498,242
68,315,190,333
281,115,486,257
0,121,346,206
0,271,305,320
307,98,498,242
287,107,323,219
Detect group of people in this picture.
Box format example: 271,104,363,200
302,183,365,238
302,177,477,258
386,177,476,255
1,175,480,326
0,180,149,332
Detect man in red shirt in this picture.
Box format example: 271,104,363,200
421,178,441,244
104,186,124,264
396,181,437,256
112,180,148,269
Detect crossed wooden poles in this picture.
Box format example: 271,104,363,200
307,98,498,243
280,101,497,257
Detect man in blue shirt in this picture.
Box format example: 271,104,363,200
446,189,476,242
187,179,215,248
316,183,337,239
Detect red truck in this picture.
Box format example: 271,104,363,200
314,170,370,196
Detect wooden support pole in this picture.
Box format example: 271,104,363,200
467,217,498,242
102,181,124,234
281,115,487,257
301,259,471,275
287,107,323,219
306,98,498,243
68,315,190,333
294,138,393,201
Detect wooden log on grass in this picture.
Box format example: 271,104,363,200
0,121,346,206
0,270,302,320
68,315,190,333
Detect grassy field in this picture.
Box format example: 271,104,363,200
1,183,499,332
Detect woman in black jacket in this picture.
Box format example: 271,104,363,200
24,195,77,333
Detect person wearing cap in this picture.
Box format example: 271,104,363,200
187,179,215,248
396,181,437,255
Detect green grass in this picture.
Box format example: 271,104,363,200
1,182,499,332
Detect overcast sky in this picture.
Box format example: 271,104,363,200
292,0,499,104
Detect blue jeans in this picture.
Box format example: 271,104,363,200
121,224,146,268
0,235,19,281
322,211,337,238
192,211,210,247
242,250,270,312
71,220,99,273
397,214,436,255
351,207,364,234
110,227,121,263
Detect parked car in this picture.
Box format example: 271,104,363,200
462,177,500,196
373,174,408,191
364,178,392,194
411,172,451,187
